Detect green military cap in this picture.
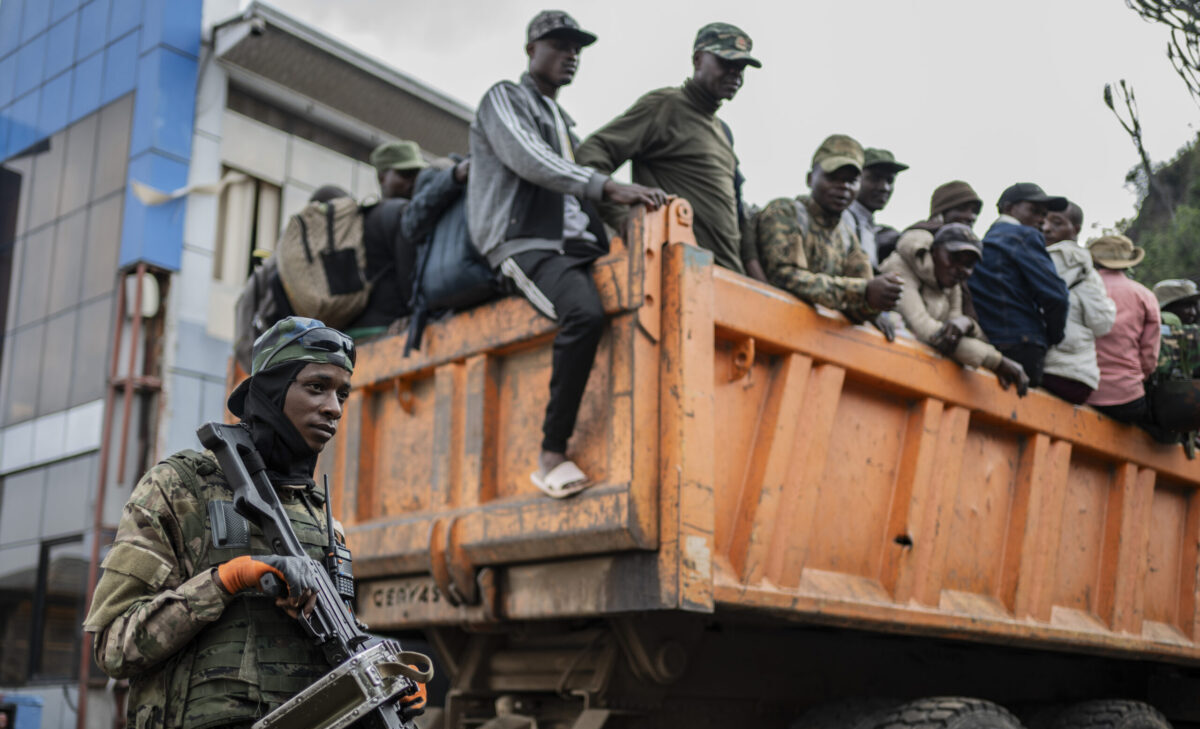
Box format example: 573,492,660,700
228,317,356,417
863,147,909,173
812,134,864,174
1154,279,1200,309
369,141,429,174
694,22,762,68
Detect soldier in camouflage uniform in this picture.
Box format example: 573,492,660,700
757,134,904,340
84,317,358,729
1152,280,1200,456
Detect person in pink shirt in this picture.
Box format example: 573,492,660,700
1086,235,1166,438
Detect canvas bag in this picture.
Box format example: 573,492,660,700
276,198,369,330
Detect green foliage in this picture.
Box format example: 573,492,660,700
1125,132,1200,286
1131,203,1200,285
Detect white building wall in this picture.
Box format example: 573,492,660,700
159,68,382,457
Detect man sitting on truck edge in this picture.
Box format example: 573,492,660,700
84,317,426,728
1087,235,1167,439
575,22,763,279
878,180,984,266
1039,201,1116,405
468,10,668,498
1152,278,1200,455
757,134,904,341
967,182,1070,388
881,223,1029,395
844,147,908,269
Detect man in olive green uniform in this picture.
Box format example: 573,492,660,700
575,22,762,277
84,317,357,729
757,134,904,339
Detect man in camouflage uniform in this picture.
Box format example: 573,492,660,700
84,317,359,729
757,134,904,339
1152,280,1200,456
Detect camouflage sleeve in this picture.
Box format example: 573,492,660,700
758,198,872,317
84,463,235,679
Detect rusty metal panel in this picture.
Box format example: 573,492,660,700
708,267,1200,665
323,204,688,628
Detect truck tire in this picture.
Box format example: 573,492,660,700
1042,701,1172,729
791,699,901,729
873,697,1023,729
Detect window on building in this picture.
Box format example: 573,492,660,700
0,535,95,685
0,95,131,427
32,538,89,680
208,169,281,341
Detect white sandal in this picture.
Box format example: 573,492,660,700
531,460,591,499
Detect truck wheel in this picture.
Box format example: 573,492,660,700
791,699,902,729
1043,701,1171,729
874,697,1023,729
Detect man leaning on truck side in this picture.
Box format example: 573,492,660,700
967,183,1071,388
468,10,668,499
575,22,764,279
757,134,904,340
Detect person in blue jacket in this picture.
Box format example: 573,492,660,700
967,183,1070,387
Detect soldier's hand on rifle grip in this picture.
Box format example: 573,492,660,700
399,667,428,717
217,555,321,617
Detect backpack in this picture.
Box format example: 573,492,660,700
233,256,294,373
275,198,369,330
405,183,502,354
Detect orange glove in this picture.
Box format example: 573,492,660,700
218,555,320,597
400,668,427,715
217,555,282,594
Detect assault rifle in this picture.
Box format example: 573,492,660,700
198,422,433,729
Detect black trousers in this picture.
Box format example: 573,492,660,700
1094,396,1177,443
502,244,605,454
1000,343,1047,388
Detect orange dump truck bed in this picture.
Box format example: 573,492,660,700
319,202,1200,722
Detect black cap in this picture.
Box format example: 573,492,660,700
997,182,1068,213
527,10,597,47
933,222,983,258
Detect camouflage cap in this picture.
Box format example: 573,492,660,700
694,22,761,68
812,134,864,174
1154,279,1200,309
527,10,597,47
369,141,428,174
863,148,909,173
228,317,355,416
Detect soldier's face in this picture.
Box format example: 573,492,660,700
858,167,897,213
808,165,861,215
1041,211,1077,246
1008,200,1048,229
1168,300,1200,325
692,52,747,101
932,245,979,289
283,363,352,452
527,37,582,89
379,169,418,200
943,202,981,228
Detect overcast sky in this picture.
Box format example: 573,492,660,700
263,0,1197,237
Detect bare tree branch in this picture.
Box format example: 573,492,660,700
1126,0,1200,105
1105,79,1176,220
